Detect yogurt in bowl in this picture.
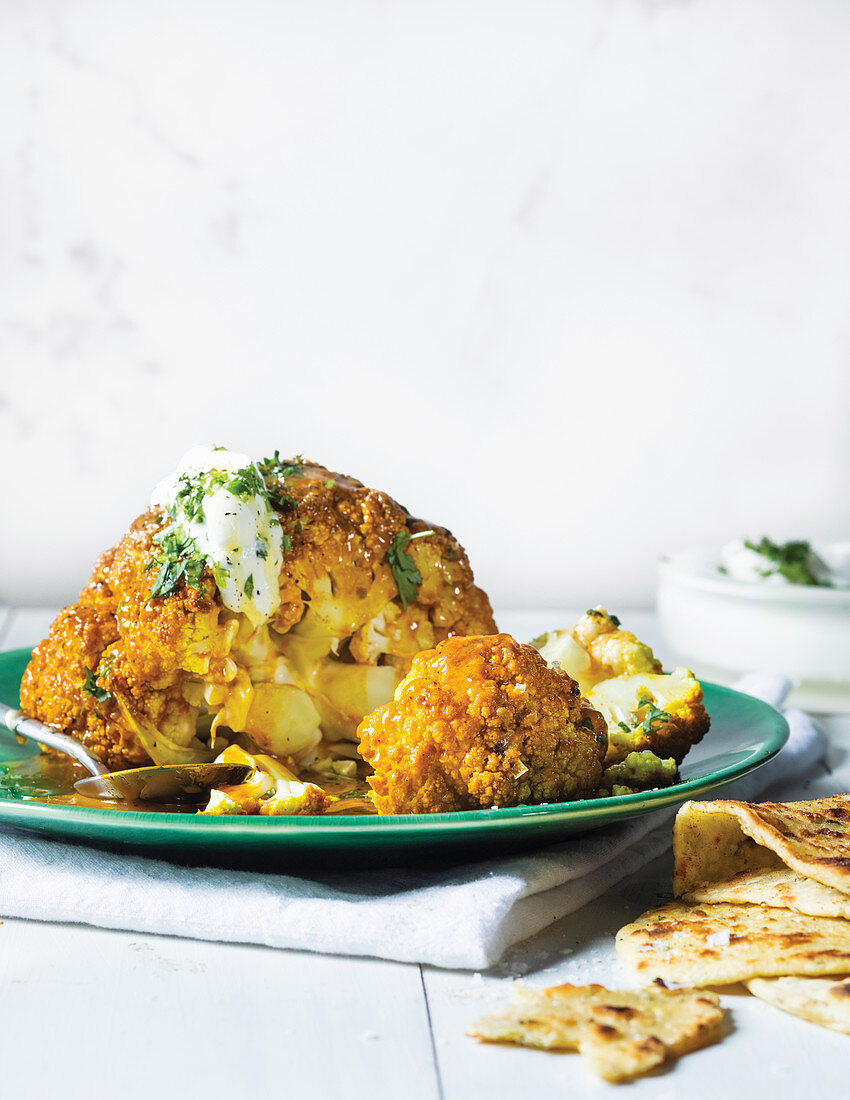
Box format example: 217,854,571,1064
719,538,850,589
657,540,850,709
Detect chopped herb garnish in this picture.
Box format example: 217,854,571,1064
281,534,293,553
586,608,620,626
244,575,254,598
634,694,672,736
324,478,334,489
225,464,267,501
617,720,632,733
258,451,304,511
267,485,297,510
83,666,111,702
387,530,434,610
743,537,828,586
259,451,305,480
147,529,207,599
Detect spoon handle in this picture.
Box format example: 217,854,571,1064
0,702,109,777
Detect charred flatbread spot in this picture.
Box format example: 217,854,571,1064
617,901,850,986
594,1004,638,1019
648,923,678,938
673,795,850,899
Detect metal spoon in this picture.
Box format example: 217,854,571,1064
1,703,252,803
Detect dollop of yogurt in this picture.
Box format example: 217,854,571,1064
719,539,850,589
151,445,284,626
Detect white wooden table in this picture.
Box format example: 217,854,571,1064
1,607,848,1100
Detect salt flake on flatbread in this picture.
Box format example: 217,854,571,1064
616,900,850,987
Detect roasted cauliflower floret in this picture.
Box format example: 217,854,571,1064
20,448,496,771
357,633,607,814
534,609,661,695
532,610,708,768
201,745,331,816
600,750,678,796
588,667,710,766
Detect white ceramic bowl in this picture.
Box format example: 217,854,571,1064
657,547,850,693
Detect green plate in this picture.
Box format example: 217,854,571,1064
0,648,789,869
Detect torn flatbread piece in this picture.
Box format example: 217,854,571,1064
673,795,850,898
683,867,850,920
746,975,850,1035
468,982,723,1083
616,900,850,986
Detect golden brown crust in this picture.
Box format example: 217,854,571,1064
21,458,496,770
358,633,607,814
270,463,496,645
20,604,125,765
605,701,710,767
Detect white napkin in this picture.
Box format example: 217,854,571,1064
0,675,827,969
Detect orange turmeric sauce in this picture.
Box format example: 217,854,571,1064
1,754,377,815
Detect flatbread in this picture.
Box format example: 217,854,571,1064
468,982,723,1083
683,867,850,920
746,975,850,1035
673,796,850,898
616,900,850,986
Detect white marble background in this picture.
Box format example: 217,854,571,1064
2,0,849,610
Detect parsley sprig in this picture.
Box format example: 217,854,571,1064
258,451,304,510
82,666,111,702
744,537,827,587
388,529,434,609
146,529,207,599
586,608,621,627
634,693,672,736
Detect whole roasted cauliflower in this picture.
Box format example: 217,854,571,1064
357,633,608,814
20,447,496,771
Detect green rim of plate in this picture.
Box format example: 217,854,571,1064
0,646,789,849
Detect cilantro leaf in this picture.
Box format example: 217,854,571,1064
83,666,111,702
586,608,620,626
743,537,827,586
388,532,422,610
634,694,672,736
147,528,207,599
225,464,266,501
258,451,303,511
